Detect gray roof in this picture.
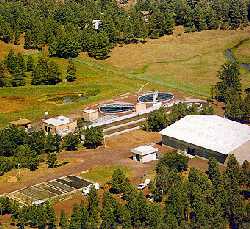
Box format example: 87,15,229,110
43,116,71,126
160,115,250,155
131,145,158,156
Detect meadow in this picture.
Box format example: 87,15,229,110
0,27,250,127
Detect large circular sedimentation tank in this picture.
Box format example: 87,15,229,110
99,103,135,114
138,92,174,103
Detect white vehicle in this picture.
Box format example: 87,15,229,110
137,179,151,190
137,183,147,190
82,183,100,196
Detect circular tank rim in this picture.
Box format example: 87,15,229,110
138,92,174,104
98,102,135,114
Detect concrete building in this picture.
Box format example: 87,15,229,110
82,109,99,122
42,116,77,137
131,145,158,163
160,115,250,164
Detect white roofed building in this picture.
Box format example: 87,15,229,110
160,115,250,164
42,115,77,137
131,145,158,163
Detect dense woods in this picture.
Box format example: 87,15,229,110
0,0,249,60
0,153,249,228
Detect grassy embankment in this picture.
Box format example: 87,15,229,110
0,28,250,127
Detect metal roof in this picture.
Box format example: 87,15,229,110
131,145,158,156
43,116,71,126
160,115,250,155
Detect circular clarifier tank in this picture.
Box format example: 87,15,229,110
138,92,174,103
99,102,135,114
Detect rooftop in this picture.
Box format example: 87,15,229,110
43,116,71,126
10,118,31,126
160,115,250,155
131,145,158,156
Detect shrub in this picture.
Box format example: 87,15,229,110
83,127,103,149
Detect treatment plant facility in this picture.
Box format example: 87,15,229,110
160,115,250,164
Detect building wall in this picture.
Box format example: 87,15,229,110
133,153,157,163
141,153,157,163
162,135,228,163
43,121,77,136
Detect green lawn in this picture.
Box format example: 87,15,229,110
81,165,131,184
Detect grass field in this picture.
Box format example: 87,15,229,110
105,27,250,97
0,27,249,127
81,165,132,185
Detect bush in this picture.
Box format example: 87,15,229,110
156,152,189,173
63,133,80,151
0,156,14,176
47,153,57,168
84,127,103,149
110,168,131,194
144,107,169,132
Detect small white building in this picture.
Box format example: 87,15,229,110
131,145,158,163
92,20,102,30
42,115,77,137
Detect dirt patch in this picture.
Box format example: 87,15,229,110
53,191,86,217
0,96,27,113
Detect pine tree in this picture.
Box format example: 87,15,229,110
100,192,117,229
48,61,62,85
11,70,26,87
5,49,17,74
214,62,242,102
117,205,131,229
45,202,56,229
69,205,81,229
32,57,49,85
87,32,111,60
110,168,130,194
45,133,61,153
87,187,99,227
224,155,245,228
0,61,7,87
26,55,34,72
66,60,76,82
208,157,222,187
47,153,57,168
63,133,80,151
59,210,69,229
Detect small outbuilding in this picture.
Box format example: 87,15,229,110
10,118,32,130
131,145,158,163
42,115,77,137
160,115,250,164
82,109,99,122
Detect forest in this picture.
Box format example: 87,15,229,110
0,0,249,60
0,153,249,229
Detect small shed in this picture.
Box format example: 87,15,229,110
82,109,99,122
10,118,32,130
92,20,102,30
131,145,158,163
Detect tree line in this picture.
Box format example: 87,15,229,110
0,0,249,59
0,50,77,87
0,152,249,228
0,123,103,175
212,61,250,122
143,102,214,132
